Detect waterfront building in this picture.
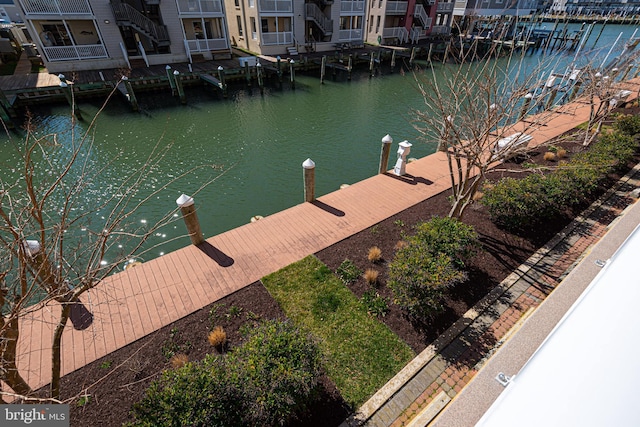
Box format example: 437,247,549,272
222,0,367,56
13,0,232,73
550,0,640,16
1,0,21,23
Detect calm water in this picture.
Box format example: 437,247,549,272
1,23,637,263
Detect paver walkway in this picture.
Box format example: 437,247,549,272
11,79,640,400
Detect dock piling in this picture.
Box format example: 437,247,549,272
173,70,186,104
289,59,295,90
519,93,533,120
166,65,176,95
409,47,416,67
369,52,375,78
122,77,139,112
245,62,251,87
217,66,228,97
176,194,205,246
58,74,83,121
390,49,396,73
379,134,393,174
321,55,326,84
257,61,264,94
348,54,353,80
302,158,315,202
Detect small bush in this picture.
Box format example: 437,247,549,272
363,268,379,286
170,353,189,369
387,217,477,318
556,148,567,159
208,326,227,349
543,151,556,161
361,290,389,317
367,246,382,263
130,321,321,427
615,113,640,136
394,240,408,251
336,259,362,285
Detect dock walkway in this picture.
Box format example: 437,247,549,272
12,81,640,406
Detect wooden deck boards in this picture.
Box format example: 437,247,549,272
8,83,640,394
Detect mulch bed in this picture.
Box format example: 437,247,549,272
44,111,640,426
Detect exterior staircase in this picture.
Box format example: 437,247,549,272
305,3,333,37
287,46,299,56
110,1,170,46
414,4,432,29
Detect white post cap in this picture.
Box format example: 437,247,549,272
173,70,180,75
25,240,41,256
382,134,393,144
399,140,412,149
302,158,315,169
176,194,194,207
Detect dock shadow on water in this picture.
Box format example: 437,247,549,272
197,241,235,267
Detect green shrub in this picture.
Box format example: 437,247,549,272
482,130,638,230
129,321,321,427
387,217,477,318
360,290,389,317
336,259,362,285
614,113,640,136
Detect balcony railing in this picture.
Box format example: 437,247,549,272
436,2,454,12
261,31,292,45
382,26,408,43
43,44,107,61
258,0,292,13
431,25,450,34
386,1,408,14
339,28,362,41
414,4,431,28
19,0,92,15
186,37,228,51
340,0,365,13
176,0,223,14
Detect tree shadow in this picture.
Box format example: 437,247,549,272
196,241,235,267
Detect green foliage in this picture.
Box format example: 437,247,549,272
387,217,477,319
360,290,389,317
336,259,362,285
482,130,638,230
99,361,112,370
161,328,192,360
262,256,414,407
614,113,640,136
129,321,321,427
312,291,342,318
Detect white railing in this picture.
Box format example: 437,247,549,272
258,0,292,13
340,0,365,13
261,31,292,45
19,0,92,15
414,4,431,28
339,28,362,41
43,44,106,61
120,42,131,68
431,25,451,35
436,2,454,12
386,1,408,14
175,0,223,14
186,37,228,51
382,26,408,43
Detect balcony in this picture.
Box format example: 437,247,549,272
176,0,223,14
43,44,107,61
386,1,408,14
340,0,365,13
382,26,408,43
261,31,292,45
186,37,228,52
339,28,362,41
19,0,92,15
436,2,454,12
259,0,293,13
431,25,450,35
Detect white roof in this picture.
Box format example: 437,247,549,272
476,224,640,427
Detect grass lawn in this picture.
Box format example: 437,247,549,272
262,255,415,408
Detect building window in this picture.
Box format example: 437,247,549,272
369,15,373,32
40,23,73,46
237,15,243,36
234,0,240,7
375,15,380,33
251,17,257,39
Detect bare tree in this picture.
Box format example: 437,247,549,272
0,87,220,400
410,36,636,220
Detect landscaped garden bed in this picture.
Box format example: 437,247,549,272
52,110,640,426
